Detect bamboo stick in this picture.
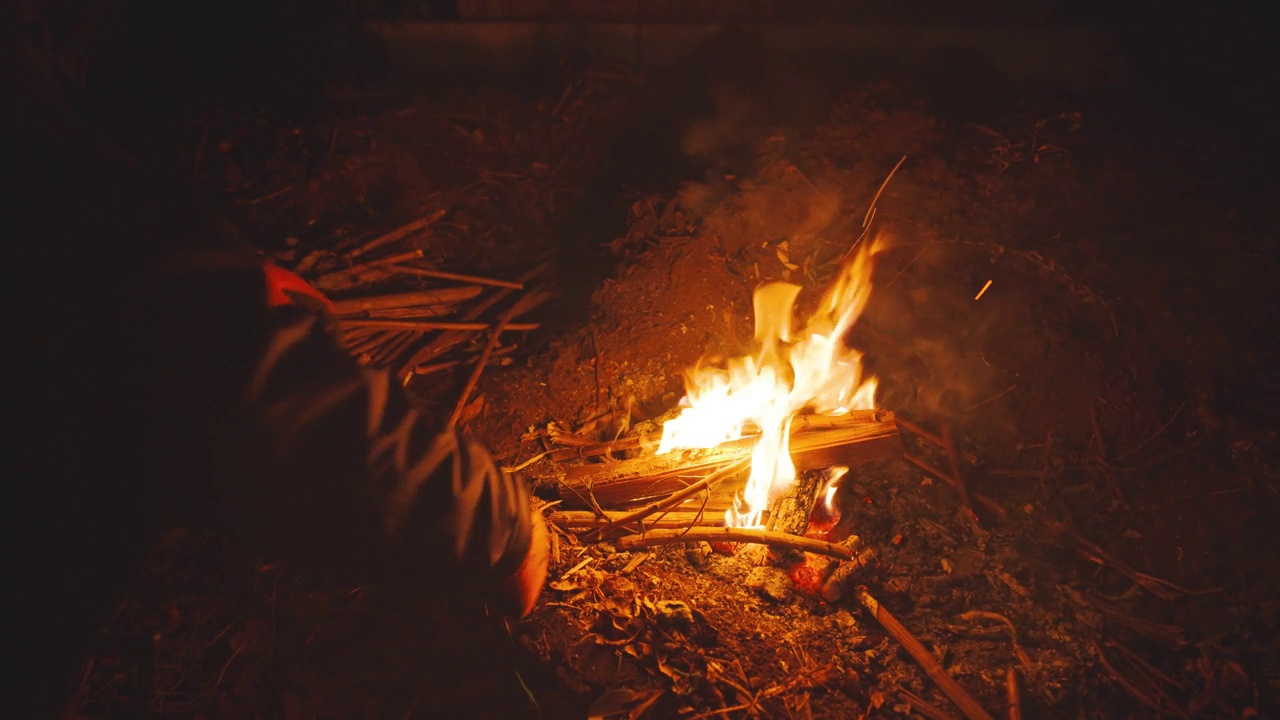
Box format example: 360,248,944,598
385,265,524,289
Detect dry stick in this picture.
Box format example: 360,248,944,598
348,209,447,258
897,416,945,447
581,458,751,542
1116,401,1186,461
331,286,483,315
965,383,1018,412
343,319,539,332
347,249,424,276
855,588,996,720
384,265,524,289
1006,668,1021,720
347,330,395,356
413,345,516,376
398,261,552,376
551,510,722,531
897,688,957,720
940,420,975,513
446,295,546,429
840,154,909,261
369,331,419,367
1043,519,1182,601
614,527,854,561
903,453,1006,519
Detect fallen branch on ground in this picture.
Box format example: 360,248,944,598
614,527,854,561
855,587,995,720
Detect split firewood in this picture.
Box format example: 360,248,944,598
330,286,483,316
558,412,899,510
767,467,825,537
412,345,517,376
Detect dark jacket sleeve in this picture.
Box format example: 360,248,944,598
211,305,533,584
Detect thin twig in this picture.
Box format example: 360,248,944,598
855,588,995,720
330,286,483,316
964,384,1018,412
940,420,975,513
865,155,908,228
903,453,1007,518
841,155,908,262
898,688,957,720
347,249,425,276
447,297,537,429
1117,402,1186,461
343,319,538,332
581,458,750,542
348,209,447,258
398,261,552,376
614,526,855,561
385,265,524,289
898,416,945,448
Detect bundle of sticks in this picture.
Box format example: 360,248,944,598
285,210,551,379
548,409,902,536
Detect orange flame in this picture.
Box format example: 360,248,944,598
658,236,885,527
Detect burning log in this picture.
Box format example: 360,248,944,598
766,467,825,537
557,411,900,510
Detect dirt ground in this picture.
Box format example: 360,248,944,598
70,40,1278,720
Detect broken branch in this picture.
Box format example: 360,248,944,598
385,265,524,289
581,458,751,541
331,286,483,316
614,527,855,561
855,587,995,720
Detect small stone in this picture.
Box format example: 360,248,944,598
833,609,857,630
745,566,792,603
685,541,713,569
654,599,694,629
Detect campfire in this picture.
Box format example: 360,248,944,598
547,233,900,552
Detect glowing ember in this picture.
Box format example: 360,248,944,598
658,237,884,527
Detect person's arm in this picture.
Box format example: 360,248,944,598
208,301,543,611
